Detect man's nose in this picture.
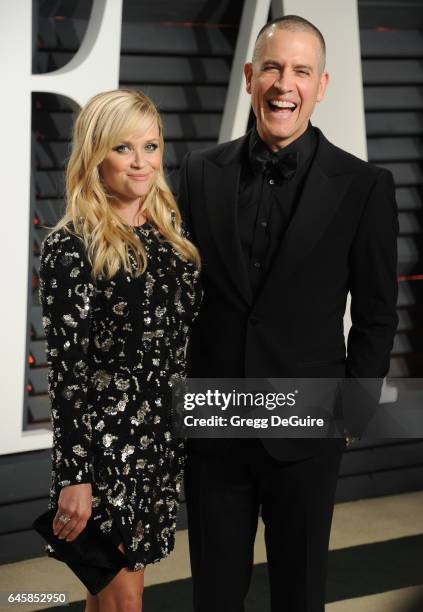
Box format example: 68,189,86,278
274,70,294,92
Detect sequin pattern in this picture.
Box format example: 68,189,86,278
39,223,202,570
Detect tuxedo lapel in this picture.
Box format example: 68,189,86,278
204,138,253,307
255,145,353,307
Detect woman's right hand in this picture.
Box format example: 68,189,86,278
53,482,92,542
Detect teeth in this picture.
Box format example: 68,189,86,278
269,100,296,109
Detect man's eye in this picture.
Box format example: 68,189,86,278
263,66,278,72
113,144,130,153
145,143,158,152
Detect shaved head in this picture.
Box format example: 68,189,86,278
253,15,326,74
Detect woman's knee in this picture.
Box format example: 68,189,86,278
116,593,142,612
85,591,99,612
97,567,144,612
98,590,142,612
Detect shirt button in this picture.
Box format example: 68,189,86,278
254,261,261,269
261,221,267,228
269,179,275,185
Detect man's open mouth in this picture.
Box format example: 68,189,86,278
267,99,297,112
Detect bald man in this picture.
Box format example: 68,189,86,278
179,15,398,612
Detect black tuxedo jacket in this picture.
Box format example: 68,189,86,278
178,127,399,460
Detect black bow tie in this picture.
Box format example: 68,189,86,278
250,148,299,181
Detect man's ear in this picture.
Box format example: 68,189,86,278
317,71,329,103
244,63,253,94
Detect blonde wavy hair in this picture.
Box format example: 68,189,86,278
52,89,200,278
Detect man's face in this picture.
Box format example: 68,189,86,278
244,28,329,150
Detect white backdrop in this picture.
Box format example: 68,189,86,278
0,0,122,455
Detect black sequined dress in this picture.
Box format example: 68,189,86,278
39,223,201,570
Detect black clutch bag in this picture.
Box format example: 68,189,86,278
32,508,127,595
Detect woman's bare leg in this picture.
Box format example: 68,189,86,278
85,591,99,611
97,542,145,612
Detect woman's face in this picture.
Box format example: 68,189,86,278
100,119,161,207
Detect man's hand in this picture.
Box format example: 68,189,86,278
52,483,92,542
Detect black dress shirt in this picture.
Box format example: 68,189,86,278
238,122,318,296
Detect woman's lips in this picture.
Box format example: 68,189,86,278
127,173,152,181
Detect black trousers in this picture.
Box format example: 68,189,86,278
184,439,343,612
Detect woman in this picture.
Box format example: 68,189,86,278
39,89,201,611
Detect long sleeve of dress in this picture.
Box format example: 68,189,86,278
39,229,96,487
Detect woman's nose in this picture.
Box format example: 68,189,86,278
131,150,146,168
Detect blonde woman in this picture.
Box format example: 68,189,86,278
39,89,201,611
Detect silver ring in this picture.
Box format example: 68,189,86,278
58,514,71,525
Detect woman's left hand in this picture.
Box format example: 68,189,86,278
53,482,93,541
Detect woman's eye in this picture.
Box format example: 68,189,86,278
145,143,158,152
113,144,130,153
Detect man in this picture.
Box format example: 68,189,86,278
178,15,398,612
